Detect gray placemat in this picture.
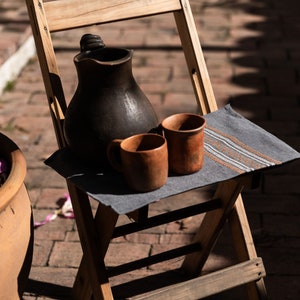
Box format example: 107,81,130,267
45,105,300,214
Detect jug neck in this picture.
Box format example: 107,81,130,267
75,47,134,87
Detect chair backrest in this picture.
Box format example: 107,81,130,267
26,0,218,149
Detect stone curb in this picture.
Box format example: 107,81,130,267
0,34,36,96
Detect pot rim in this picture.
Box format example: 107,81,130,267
0,133,26,211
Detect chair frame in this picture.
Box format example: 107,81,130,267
26,0,267,299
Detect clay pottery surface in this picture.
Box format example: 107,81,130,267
0,133,33,299
107,133,168,192
162,113,206,174
63,34,158,167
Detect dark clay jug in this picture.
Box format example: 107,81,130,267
63,34,158,167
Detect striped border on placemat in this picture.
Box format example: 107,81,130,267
204,125,281,174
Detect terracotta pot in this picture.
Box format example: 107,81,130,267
0,133,33,299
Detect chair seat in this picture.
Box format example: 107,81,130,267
45,104,300,214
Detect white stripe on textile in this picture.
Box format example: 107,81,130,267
204,127,276,172
204,143,253,172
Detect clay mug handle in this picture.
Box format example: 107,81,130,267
106,139,123,172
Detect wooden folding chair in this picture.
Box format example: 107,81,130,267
25,0,268,299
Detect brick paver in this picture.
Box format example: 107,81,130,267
0,0,299,299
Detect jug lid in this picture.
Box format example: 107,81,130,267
80,34,105,52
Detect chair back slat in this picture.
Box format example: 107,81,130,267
44,0,182,32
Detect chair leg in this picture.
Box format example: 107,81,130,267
181,179,244,275
228,196,268,300
67,181,116,300
181,179,267,300
73,257,93,300
94,203,119,259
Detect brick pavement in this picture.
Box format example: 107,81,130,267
0,0,299,299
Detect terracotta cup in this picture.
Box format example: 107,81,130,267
161,113,206,175
107,133,168,192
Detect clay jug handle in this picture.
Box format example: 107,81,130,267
107,139,123,172
149,124,163,136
